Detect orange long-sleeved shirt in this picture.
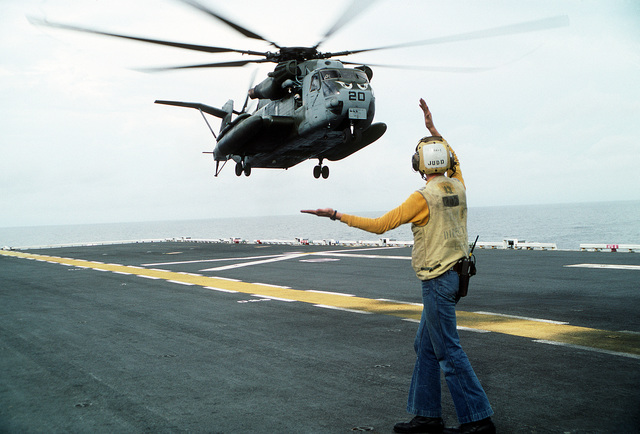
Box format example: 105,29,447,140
341,148,465,234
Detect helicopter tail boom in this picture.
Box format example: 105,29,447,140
154,100,229,119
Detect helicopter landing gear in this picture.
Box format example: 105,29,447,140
343,124,363,144
235,159,251,177
313,160,329,179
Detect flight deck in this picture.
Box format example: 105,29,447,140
1,242,639,433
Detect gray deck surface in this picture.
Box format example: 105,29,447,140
1,243,639,433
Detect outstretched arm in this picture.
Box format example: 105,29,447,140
300,208,342,221
301,192,431,234
419,98,441,137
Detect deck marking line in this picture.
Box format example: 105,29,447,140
200,253,308,271
377,298,422,306
565,264,640,270
474,311,569,325
619,330,640,335
251,282,291,289
319,253,411,260
316,246,405,254
211,276,242,282
200,247,410,271
403,319,491,333
307,290,355,297
205,286,238,294
146,246,406,267
314,305,373,314
2,249,639,358
251,294,296,303
457,326,492,333
144,253,288,266
167,280,195,286
534,339,640,360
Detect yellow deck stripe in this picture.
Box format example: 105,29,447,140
3,249,639,357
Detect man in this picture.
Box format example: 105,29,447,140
301,98,495,434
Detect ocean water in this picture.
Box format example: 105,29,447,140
1,200,638,250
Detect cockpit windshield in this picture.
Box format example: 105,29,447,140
320,69,368,84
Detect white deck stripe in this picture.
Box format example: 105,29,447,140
251,295,296,302
564,264,640,270
200,253,307,271
474,311,569,325
306,290,355,297
313,304,372,314
320,253,410,260
534,339,640,360
167,280,195,286
204,286,239,293
143,254,287,266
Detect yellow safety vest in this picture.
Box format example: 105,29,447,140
412,176,469,280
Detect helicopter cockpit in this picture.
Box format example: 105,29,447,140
308,69,371,99
320,69,369,84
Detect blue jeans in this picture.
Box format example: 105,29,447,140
407,269,493,424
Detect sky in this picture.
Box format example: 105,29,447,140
1,0,639,228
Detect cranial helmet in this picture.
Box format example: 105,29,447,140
411,137,454,176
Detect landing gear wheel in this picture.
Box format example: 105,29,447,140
321,165,329,179
313,158,329,179
243,164,251,177
235,161,243,177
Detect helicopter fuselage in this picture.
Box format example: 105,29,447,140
211,60,386,175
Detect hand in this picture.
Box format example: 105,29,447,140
419,98,440,136
300,208,341,220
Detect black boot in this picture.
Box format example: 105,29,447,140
394,416,444,433
443,417,496,434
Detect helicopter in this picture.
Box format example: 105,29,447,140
157,57,384,179
32,0,569,179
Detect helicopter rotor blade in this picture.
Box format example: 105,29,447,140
341,60,495,73
314,0,379,49
29,17,269,57
138,58,271,72
329,15,569,57
176,0,280,48
341,44,547,74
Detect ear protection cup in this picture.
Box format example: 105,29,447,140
448,148,455,172
411,148,420,172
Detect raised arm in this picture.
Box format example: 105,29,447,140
419,98,441,137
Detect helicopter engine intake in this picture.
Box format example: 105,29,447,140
248,60,299,100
